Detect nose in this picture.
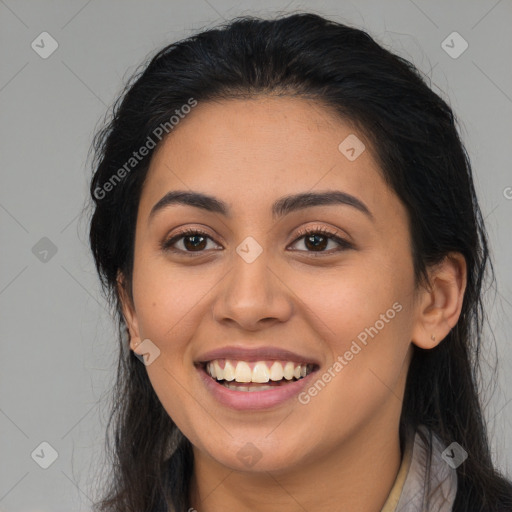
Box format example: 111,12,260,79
211,247,293,331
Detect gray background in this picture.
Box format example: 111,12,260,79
1,1,511,510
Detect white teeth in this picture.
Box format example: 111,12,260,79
250,385,274,391
234,361,252,382
252,362,270,383
213,360,223,380
283,362,295,380
269,361,284,381
223,383,276,392
206,359,314,384
223,360,235,381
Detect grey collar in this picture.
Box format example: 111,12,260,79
394,425,458,511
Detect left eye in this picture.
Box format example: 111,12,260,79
161,227,352,255
290,227,353,253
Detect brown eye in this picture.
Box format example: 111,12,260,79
290,227,353,254
161,229,221,254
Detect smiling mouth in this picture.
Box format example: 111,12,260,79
201,359,318,392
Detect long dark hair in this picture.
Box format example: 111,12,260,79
87,12,512,512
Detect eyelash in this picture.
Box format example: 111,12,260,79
160,226,353,256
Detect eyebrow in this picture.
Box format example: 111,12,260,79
148,189,374,223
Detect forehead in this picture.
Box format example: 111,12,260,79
138,96,398,223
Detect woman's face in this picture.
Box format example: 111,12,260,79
122,96,423,473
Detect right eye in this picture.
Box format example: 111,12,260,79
160,228,223,254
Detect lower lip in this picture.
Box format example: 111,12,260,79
197,365,317,411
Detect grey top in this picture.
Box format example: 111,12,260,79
381,424,458,512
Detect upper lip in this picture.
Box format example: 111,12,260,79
195,346,321,366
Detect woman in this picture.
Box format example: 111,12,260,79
87,12,512,512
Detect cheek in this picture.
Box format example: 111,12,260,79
131,263,208,428
290,261,401,344
292,263,411,406
131,256,215,343
301,315,411,435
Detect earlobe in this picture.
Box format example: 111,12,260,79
116,272,141,351
411,252,467,350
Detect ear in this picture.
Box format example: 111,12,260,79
411,252,467,349
117,272,142,352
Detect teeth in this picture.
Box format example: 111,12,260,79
252,362,270,383
206,359,314,383
213,361,223,380
223,360,235,381
269,361,284,381
235,361,252,382
223,383,276,392
283,362,295,380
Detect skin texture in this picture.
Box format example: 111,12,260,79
119,96,467,512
